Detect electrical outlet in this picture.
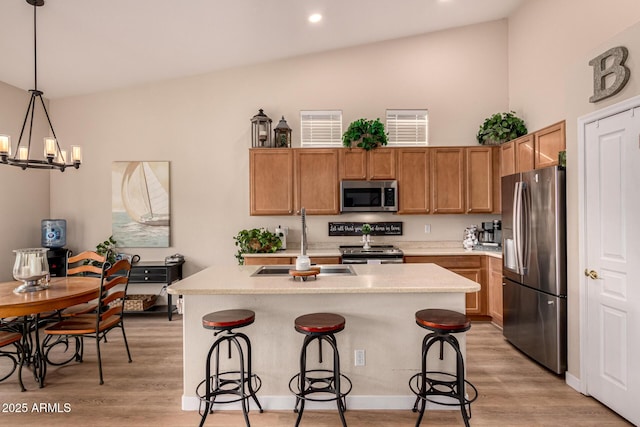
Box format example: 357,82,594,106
355,349,365,366
424,224,431,234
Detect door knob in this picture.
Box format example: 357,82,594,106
584,269,599,280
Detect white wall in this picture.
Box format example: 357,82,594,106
508,0,640,380
0,81,51,280
47,20,508,275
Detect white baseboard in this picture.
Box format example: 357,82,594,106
565,372,583,393
182,395,455,411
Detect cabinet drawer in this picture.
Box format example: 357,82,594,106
404,255,482,269
130,267,168,283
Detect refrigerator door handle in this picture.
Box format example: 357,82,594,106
513,181,524,275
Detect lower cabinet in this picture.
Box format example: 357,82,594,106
128,261,184,321
487,256,503,327
404,255,488,319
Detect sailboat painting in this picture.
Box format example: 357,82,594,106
112,161,170,247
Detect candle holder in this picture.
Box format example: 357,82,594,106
251,109,273,147
12,248,50,293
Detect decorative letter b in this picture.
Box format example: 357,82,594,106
589,46,630,103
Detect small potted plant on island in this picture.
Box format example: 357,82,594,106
342,118,388,151
234,228,282,265
476,111,527,145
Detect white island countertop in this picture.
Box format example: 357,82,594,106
168,263,481,295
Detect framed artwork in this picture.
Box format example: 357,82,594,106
112,161,170,248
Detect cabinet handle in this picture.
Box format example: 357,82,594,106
144,270,150,273
145,277,149,281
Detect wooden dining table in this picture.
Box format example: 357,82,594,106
0,276,101,387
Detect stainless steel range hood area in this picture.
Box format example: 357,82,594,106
250,265,356,277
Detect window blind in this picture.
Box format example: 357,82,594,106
386,109,428,146
300,110,343,147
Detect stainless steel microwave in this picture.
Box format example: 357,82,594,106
340,180,398,212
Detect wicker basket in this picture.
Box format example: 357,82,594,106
110,294,157,311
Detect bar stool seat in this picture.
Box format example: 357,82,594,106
409,309,478,427
197,309,262,427
289,312,352,427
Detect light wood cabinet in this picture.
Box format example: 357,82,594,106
534,121,565,169
403,255,487,318
396,148,430,214
465,147,495,213
295,149,340,215
431,147,465,214
250,149,294,215
487,255,503,327
309,256,341,265
500,141,515,177
515,134,535,173
243,256,340,266
339,148,396,180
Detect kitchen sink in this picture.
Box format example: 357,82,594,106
250,265,356,277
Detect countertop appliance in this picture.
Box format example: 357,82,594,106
340,180,398,212
502,166,566,374
339,245,404,264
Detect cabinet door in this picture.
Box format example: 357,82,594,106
397,148,430,214
339,148,367,180
465,147,493,213
368,148,396,180
534,121,565,169
310,256,341,265
295,149,340,215
501,140,516,177
451,268,484,315
243,257,293,266
487,256,503,327
431,147,465,214
515,134,535,173
250,149,294,215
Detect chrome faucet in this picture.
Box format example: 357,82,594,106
300,207,307,256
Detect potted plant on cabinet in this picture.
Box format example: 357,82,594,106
342,118,388,150
234,228,282,265
476,111,527,145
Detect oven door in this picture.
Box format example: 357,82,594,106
341,258,403,264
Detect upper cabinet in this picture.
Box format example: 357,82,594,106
340,148,396,180
500,121,566,176
396,148,430,214
431,147,465,214
295,148,340,215
250,149,294,215
534,121,566,169
466,147,497,214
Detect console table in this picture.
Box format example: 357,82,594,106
129,260,184,320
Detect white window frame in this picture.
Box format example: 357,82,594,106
386,109,429,146
300,110,343,147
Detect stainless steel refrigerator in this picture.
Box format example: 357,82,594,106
502,166,567,374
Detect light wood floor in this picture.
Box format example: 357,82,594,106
0,314,631,427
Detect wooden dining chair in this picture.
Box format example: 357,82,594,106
59,250,106,317
44,256,133,385
0,321,25,391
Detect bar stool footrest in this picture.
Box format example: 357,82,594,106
409,371,478,407
288,369,352,402
196,370,262,407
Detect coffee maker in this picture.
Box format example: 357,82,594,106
479,220,501,246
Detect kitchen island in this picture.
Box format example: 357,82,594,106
168,263,480,411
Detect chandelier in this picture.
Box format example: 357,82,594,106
0,0,81,172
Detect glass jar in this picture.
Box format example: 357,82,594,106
13,248,50,293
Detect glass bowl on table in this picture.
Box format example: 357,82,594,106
12,248,51,293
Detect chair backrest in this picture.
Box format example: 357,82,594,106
66,250,106,277
97,257,132,322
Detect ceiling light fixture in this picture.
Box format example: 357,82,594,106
308,13,322,23
0,0,81,172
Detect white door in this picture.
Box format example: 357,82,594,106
584,106,640,425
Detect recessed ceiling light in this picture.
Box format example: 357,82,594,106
308,13,322,23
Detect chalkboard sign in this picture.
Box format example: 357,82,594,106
328,222,402,236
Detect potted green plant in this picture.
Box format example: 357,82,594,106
92,235,117,266
476,111,527,145
342,118,388,151
234,228,282,265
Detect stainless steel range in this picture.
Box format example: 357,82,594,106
339,245,404,264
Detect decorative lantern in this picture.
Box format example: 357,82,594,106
274,116,292,148
251,109,273,147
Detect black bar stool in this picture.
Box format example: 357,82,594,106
196,309,263,427
409,309,478,427
288,312,352,427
